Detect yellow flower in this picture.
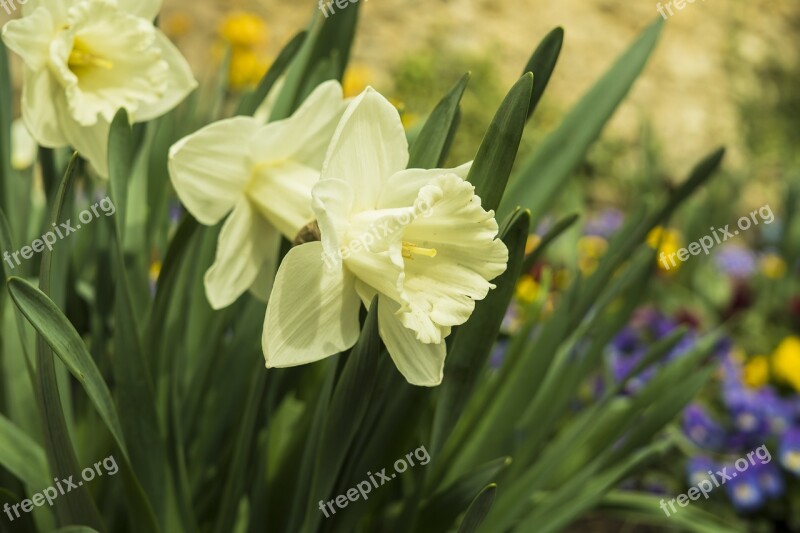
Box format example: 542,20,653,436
772,336,800,391
343,65,371,97
149,260,162,285
647,226,683,274
515,275,540,304
228,50,270,90
743,355,769,389
577,235,608,275
760,253,787,279
219,12,268,48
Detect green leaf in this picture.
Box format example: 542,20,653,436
521,27,563,120
108,110,134,240
9,277,127,455
301,299,382,532
212,366,268,533
420,458,510,532
500,18,665,222
408,73,470,168
107,110,169,525
0,414,49,490
236,31,307,116
457,485,498,533
270,4,360,120
467,73,533,212
601,491,748,533
29,154,104,529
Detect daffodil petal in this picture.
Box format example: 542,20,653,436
311,178,355,266
263,242,361,368
204,199,279,310
116,0,162,20
22,0,69,18
133,31,197,122
56,103,110,177
377,162,472,209
249,254,279,302
276,80,348,169
246,160,319,239
22,68,67,147
248,81,344,164
378,297,445,387
168,117,260,225
1,6,55,70
321,87,408,212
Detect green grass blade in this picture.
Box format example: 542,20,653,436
408,73,470,168
521,27,563,120
457,484,498,533
467,74,533,212
500,18,665,222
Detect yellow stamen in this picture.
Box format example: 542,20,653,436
68,40,114,71
402,241,437,259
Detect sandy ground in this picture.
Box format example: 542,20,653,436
160,0,797,179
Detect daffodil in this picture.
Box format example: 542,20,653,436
1,0,197,177
263,88,509,386
168,81,348,310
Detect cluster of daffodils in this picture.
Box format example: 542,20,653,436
170,85,508,386
2,1,508,387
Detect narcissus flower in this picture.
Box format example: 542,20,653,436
263,87,509,386
1,0,197,177
168,81,348,310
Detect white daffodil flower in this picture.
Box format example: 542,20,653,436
168,81,349,310
263,87,509,387
1,0,197,177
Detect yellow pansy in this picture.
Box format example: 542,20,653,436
515,275,540,305
219,12,268,48
772,336,800,391
647,226,683,274
228,49,269,90
742,355,769,389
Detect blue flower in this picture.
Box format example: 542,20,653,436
687,455,716,486
724,466,765,513
683,404,726,450
779,427,800,476
584,208,624,239
753,461,784,498
714,245,757,279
